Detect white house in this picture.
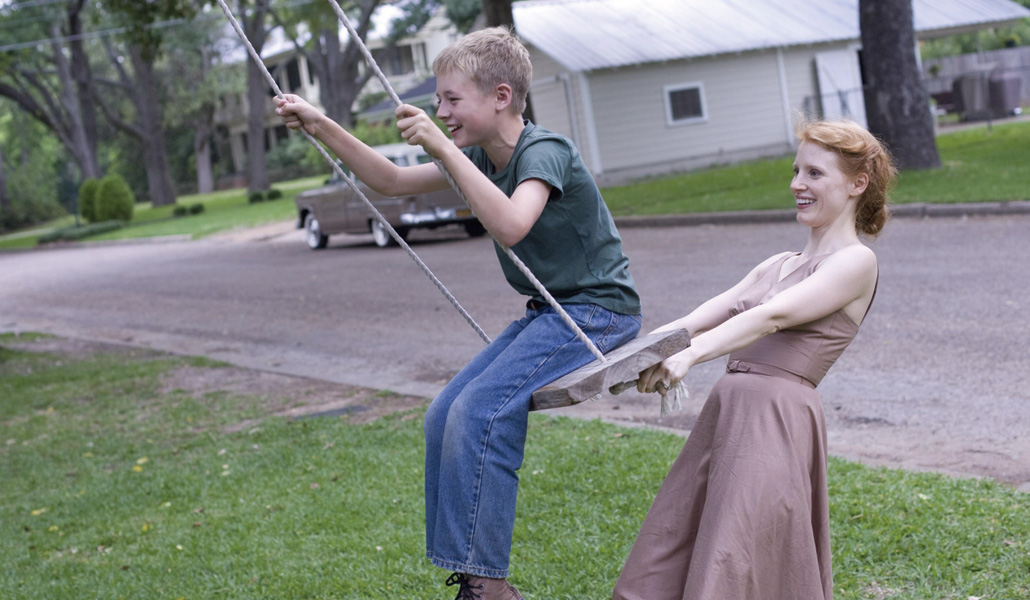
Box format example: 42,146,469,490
513,0,1030,184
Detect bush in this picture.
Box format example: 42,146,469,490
266,188,282,200
0,156,65,233
248,191,265,204
95,174,134,223
172,203,204,218
78,178,100,223
37,220,124,244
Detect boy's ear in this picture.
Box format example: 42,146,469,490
494,83,513,112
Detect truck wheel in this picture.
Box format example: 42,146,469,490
464,220,487,238
304,214,329,250
371,219,408,248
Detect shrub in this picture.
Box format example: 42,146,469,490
266,188,282,200
188,203,205,215
0,156,65,232
37,220,124,244
95,174,134,223
248,191,265,204
173,205,189,218
78,178,100,223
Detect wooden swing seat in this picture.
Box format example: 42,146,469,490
530,328,690,411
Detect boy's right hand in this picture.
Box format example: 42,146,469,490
275,94,323,136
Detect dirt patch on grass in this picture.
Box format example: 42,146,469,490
158,363,428,433
5,334,429,432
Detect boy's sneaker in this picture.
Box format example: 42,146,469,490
445,572,524,600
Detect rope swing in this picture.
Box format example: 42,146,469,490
215,0,490,344
216,0,606,362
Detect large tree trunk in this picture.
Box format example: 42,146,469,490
0,144,8,211
481,0,513,27
68,0,100,179
481,0,535,123
859,0,940,170
129,46,177,207
194,103,215,194
243,0,271,194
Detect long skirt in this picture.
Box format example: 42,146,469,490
612,371,833,600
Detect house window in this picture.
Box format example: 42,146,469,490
663,82,707,126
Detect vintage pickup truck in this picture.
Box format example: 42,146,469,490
293,143,485,249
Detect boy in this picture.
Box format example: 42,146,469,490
275,27,641,599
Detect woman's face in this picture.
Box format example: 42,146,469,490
790,141,863,229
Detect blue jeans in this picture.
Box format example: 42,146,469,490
424,303,641,578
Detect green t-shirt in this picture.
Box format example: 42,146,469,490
462,122,641,316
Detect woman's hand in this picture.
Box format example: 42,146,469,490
637,350,694,394
395,104,453,158
274,94,324,136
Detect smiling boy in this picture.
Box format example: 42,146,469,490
276,27,641,599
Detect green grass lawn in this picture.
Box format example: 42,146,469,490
601,118,1030,216
2,333,1028,599
1,119,1027,249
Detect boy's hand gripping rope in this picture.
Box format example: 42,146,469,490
215,0,490,345
323,0,606,363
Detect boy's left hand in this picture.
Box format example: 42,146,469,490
396,104,453,158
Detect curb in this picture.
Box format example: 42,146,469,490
613,200,1030,228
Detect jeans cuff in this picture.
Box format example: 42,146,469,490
428,553,509,579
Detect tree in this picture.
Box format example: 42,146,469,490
481,0,513,28
0,0,101,180
859,0,940,170
272,0,384,127
0,143,7,211
95,0,200,206
162,18,244,194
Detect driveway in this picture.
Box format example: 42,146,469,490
1,214,1028,490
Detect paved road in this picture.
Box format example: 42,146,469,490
2,214,1028,489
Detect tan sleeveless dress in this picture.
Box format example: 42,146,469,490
612,253,873,600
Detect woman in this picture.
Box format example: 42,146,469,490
612,119,897,600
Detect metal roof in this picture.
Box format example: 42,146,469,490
512,0,1030,72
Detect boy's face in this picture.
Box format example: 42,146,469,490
435,70,497,148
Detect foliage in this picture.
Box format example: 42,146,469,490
267,135,317,174
36,220,124,244
95,174,135,223
352,120,406,147
0,156,65,233
99,0,200,62
1,338,1029,599
78,178,100,223
391,0,482,37
0,106,66,232
172,203,205,218
921,14,1030,60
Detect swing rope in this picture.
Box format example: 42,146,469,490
216,0,491,345
324,0,606,363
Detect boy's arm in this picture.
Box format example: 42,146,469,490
396,104,548,247
275,94,447,196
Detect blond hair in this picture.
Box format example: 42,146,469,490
795,119,898,237
433,26,532,115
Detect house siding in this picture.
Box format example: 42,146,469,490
529,41,861,184
590,51,792,180
528,50,599,171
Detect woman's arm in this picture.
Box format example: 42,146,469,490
639,245,877,392
653,252,793,338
